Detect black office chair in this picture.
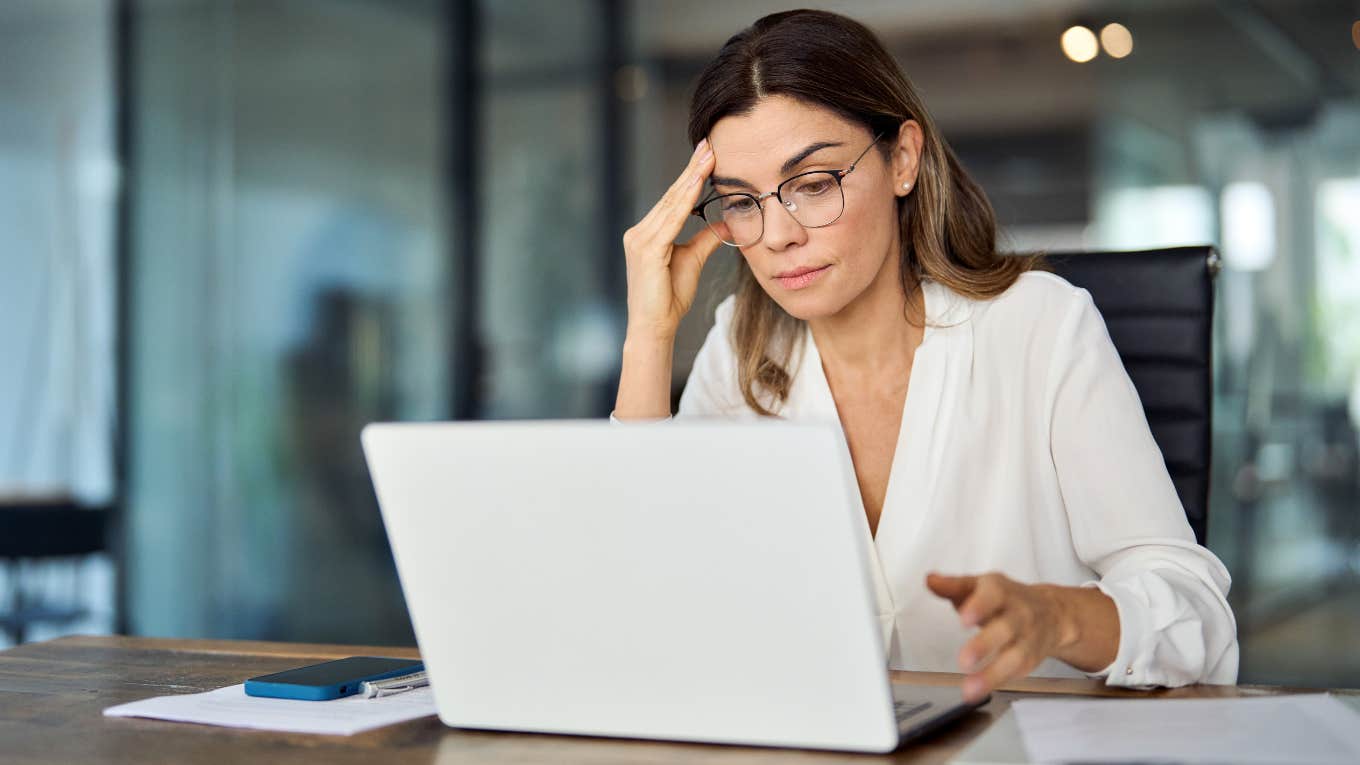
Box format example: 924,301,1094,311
1046,245,1219,545
0,499,110,644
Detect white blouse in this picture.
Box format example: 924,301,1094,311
672,271,1238,687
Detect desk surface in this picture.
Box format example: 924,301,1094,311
0,635,1351,764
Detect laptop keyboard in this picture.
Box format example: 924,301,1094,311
893,700,932,723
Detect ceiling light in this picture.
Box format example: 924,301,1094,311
1061,26,1099,63
1101,23,1134,58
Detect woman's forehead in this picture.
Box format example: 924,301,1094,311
708,98,866,181
709,97,857,150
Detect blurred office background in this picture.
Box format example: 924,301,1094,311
1,0,1357,687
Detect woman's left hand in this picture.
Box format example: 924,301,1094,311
925,571,1116,703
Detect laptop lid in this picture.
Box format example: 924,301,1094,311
362,420,901,752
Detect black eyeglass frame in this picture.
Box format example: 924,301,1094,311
690,132,887,245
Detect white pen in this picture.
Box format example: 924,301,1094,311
359,670,429,699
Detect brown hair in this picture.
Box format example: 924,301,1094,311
688,9,1043,415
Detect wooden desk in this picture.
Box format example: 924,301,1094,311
0,635,1350,764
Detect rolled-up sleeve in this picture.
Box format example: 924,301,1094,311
1045,287,1239,687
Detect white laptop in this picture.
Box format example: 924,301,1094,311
361,420,986,753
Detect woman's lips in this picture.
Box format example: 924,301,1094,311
775,264,831,290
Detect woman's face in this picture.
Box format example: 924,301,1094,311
706,95,917,320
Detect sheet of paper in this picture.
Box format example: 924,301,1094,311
103,683,437,736
1012,693,1360,765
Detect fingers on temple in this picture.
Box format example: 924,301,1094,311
639,140,713,238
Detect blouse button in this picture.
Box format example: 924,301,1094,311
1125,667,1134,675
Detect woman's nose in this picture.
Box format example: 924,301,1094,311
760,196,806,251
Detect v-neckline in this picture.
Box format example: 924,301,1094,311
802,281,934,542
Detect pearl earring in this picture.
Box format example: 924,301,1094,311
902,181,912,192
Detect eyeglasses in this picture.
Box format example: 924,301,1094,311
692,133,885,247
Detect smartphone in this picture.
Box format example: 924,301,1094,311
244,656,424,701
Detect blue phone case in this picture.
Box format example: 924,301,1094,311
244,659,424,701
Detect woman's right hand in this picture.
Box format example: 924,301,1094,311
621,138,729,342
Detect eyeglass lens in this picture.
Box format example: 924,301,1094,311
700,172,844,247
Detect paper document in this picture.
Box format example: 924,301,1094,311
1012,693,1360,765
103,683,437,736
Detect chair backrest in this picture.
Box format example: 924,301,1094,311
1045,246,1219,545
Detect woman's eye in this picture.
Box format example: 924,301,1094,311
795,179,832,196
723,198,756,213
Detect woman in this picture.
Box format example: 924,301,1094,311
613,9,1237,703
